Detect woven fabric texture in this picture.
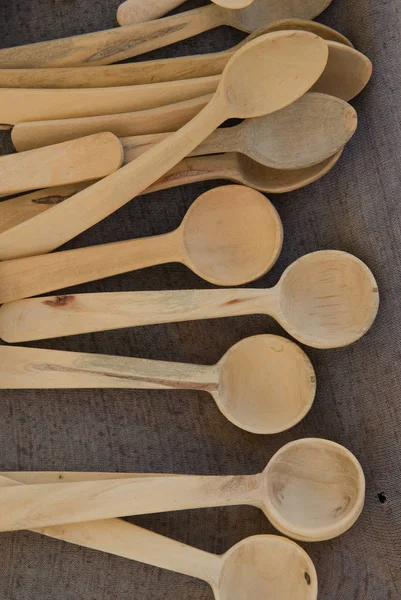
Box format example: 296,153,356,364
0,0,400,598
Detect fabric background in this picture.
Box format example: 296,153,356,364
0,0,400,598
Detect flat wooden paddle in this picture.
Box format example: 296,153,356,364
0,0,332,68
0,32,328,260
0,335,315,434
0,251,378,349
0,134,123,196
0,439,363,545
0,151,343,233
0,20,353,89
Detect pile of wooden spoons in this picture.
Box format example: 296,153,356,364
0,3,379,599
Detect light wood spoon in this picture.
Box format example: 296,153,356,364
8,94,353,194
0,31,328,261
10,43,370,153
0,134,123,197
0,335,315,434
121,93,357,170
0,439,363,544
0,0,332,68
0,186,282,303
0,20,352,90
0,76,219,125
0,475,320,598
11,95,212,153
117,0,255,26
0,251,379,349
0,151,343,234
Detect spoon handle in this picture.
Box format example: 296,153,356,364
121,126,237,161
0,345,216,391
0,95,226,261
0,78,219,125
0,134,123,197
0,289,275,343
1,473,173,485
12,94,211,153
0,52,230,89
117,0,186,26
0,474,221,584
0,155,238,235
0,475,260,532
0,6,225,69
0,231,182,304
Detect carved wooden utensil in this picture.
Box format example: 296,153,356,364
0,0,332,68
10,43,371,153
0,151,343,234
117,0,255,27
0,439,363,544
0,76,219,125
0,31,328,260
0,20,352,90
0,251,379,349
0,186,282,302
122,93,357,169
11,95,212,152
3,94,353,198
0,134,123,197
0,335,315,434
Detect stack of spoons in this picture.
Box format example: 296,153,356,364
0,3,379,599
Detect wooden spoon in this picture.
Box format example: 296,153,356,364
117,0,255,26
0,31,328,261
0,134,123,197
121,93,357,169
7,94,353,196
0,151,343,234
0,439,363,544
12,95,212,153
11,43,370,153
0,77,219,125
0,251,379,349
0,474,320,598
0,335,315,435
0,186,283,303
0,20,352,90
0,0,332,68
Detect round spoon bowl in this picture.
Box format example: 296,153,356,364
181,186,282,286
236,149,344,193
243,93,357,169
216,335,316,434
311,42,372,101
262,439,365,541
277,250,379,348
219,31,328,119
218,535,317,600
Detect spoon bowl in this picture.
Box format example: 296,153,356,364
214,0,254,7
181,186,282,286
312,41,373,101
218,535,317,600
277,250,379,348
216,335,316,434
219,31,328,118
236,149,344,192
262,438,365,541
261,18,354,48
231,0,333,33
